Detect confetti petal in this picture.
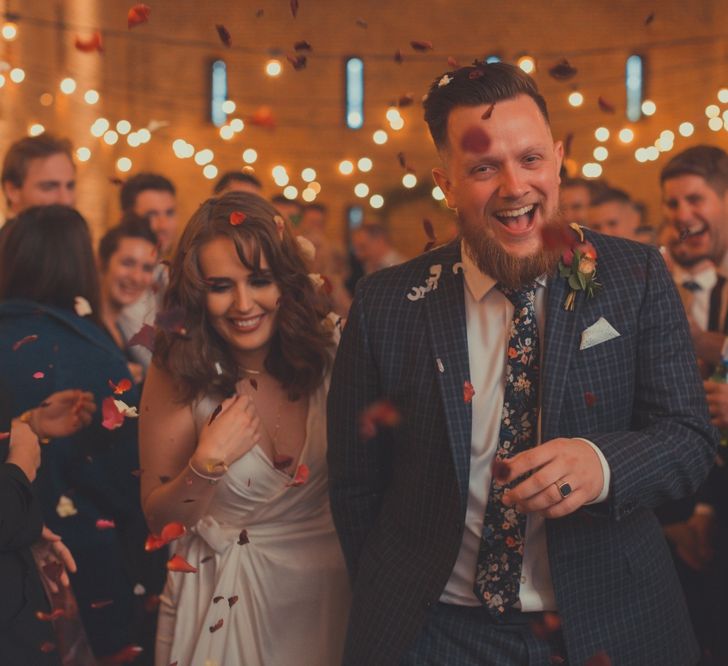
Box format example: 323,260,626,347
145,522,187,551
108,378,132,395
410,40,433,52
584,391,597,407
463,381,475,404
644,12,655,26
355,18,368,28
13,334,38,351
33,371,45,379
358,401,401,441
56,494,78,518
229,211,246,226
215,24,231,47
128,323,156,351
289,0,299,17
133,583,146,595
548,59,578,81
209,618,224,633
95,518,116,530
0,432,9,440
287,53,307,70
248,106,276,129
286,463,310,487
481,103,495,120
39,641,56,653
397,94,414,107
597,96,616,113
530,611,561,640
237,529,249,545
102,396,125,430
491,458,509,483
74,32,103,53
293,40,312,52
228,595,239,607
213,595,224,603
166,554,197,573
127,4,150,29
90,599,114,609
447,56,459,68
155,307,188,336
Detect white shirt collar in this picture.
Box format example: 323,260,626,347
460,240,548,302
673,263,718,292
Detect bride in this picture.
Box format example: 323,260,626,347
139,192,350,666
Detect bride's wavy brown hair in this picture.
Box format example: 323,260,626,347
154,192,334,403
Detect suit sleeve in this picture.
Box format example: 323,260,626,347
586,247,718,521
0,462,43,550
327,285,388,581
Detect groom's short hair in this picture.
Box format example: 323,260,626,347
660,145,728,195
423,62,550,151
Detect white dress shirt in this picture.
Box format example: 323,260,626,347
672,264,718,332
440,243,610,611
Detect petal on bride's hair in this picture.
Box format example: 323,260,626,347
229,211,246,226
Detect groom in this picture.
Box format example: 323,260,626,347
328,62,717,665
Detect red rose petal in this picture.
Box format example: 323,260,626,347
293,40,312,52
584,391,597,407
229,211,246,226
289,0,299,18
155,307,188,336
0,432,9,440
127,4,150,29
95,518,116,530
209,618,224,633
33,371,45,379
128,323,156,352
237,529,250,545
248,106,276,129
13,334,38,351
463,381,475,404
398,94,414,107
215,24,231,47
228,595,239,607
461,126,491,153
74,32,103,53
145,522,186,551
166,554,197,573
548,59,577,81
481,103,495,120
213,595,224,603
491,458,510,483
410,39,433,51
597,96,616,113
447,56,459,68
39,641,56,653
287,463,310,487
108,378,132,395
359,400,402,441
102,396,125,430
530,611,561,640
90,599,114,609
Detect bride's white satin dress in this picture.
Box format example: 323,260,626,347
155,376,350,666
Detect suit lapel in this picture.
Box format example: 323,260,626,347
542,272,583,441
423,243,472,509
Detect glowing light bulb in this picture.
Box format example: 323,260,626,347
618,128,634,143
283,185,298,200
709,117,723,132
266,59,282,77
432,186,445,201
136,128,151,143
59,77,77,94
116,120,131,135
9,68,25,83
370,194,384,209
117,157,132,172
242,148,258,164
679,122,694,137
641,99,656,116
517,55,535,73
568,91,584,107
357,157,373,172
76,147,91,162
127,133,141,148
595,127,610,142
593,146,608,162
402,173,417,188
221,100,236,114
706,105,720,119
103,130,119,145
719,89,728,104
386,108,401,123
301,187,316,202
84,89,99,105
230,118,244,132
354,183,369,198
219,125,235,140
28,124,44,137
301,168,316,182
373,130,388,145
338,160,354,175
203,165,218,180
195,149,214,166
582,162,603,178
390,116,405,131
2,22,18,41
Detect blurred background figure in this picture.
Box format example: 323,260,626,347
559,177,597,227
350,223,404,275
297,203,351,315
117,173,178,371
1,134,75,221
587,187,642,241
98,214,159,383
0,205,163,662
661,145,728,275
213,170,263,196
271,194,302,226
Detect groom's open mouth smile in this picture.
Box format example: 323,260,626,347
493,204,538,236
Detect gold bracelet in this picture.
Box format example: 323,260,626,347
187,458,226,485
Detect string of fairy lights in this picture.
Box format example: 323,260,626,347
2,13,728,211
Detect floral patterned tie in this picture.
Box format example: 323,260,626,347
473,283,540,617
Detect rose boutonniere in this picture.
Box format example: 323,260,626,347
558,223,601,311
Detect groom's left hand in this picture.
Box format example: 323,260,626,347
499,438,604,518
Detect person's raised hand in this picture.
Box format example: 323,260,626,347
31,526,77,594
29,390,96,440
704,380,728,429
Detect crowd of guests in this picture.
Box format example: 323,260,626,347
0,60,727,665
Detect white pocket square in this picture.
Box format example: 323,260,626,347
580,317,620,351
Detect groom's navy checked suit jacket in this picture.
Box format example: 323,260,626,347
328,232,717,666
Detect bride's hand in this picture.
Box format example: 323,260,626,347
192,394,261,473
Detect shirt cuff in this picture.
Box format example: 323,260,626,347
574,438,610,504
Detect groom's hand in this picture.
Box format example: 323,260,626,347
499,438,604,518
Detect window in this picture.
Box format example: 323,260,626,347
345,57,364,129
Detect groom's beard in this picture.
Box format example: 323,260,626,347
460,212,565,289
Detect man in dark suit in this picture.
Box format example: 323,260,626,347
328,62,717,665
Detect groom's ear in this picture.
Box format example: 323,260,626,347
432,167,456,210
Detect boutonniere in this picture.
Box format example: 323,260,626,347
558,223,601,311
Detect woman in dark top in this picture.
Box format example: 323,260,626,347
0,206,161,661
